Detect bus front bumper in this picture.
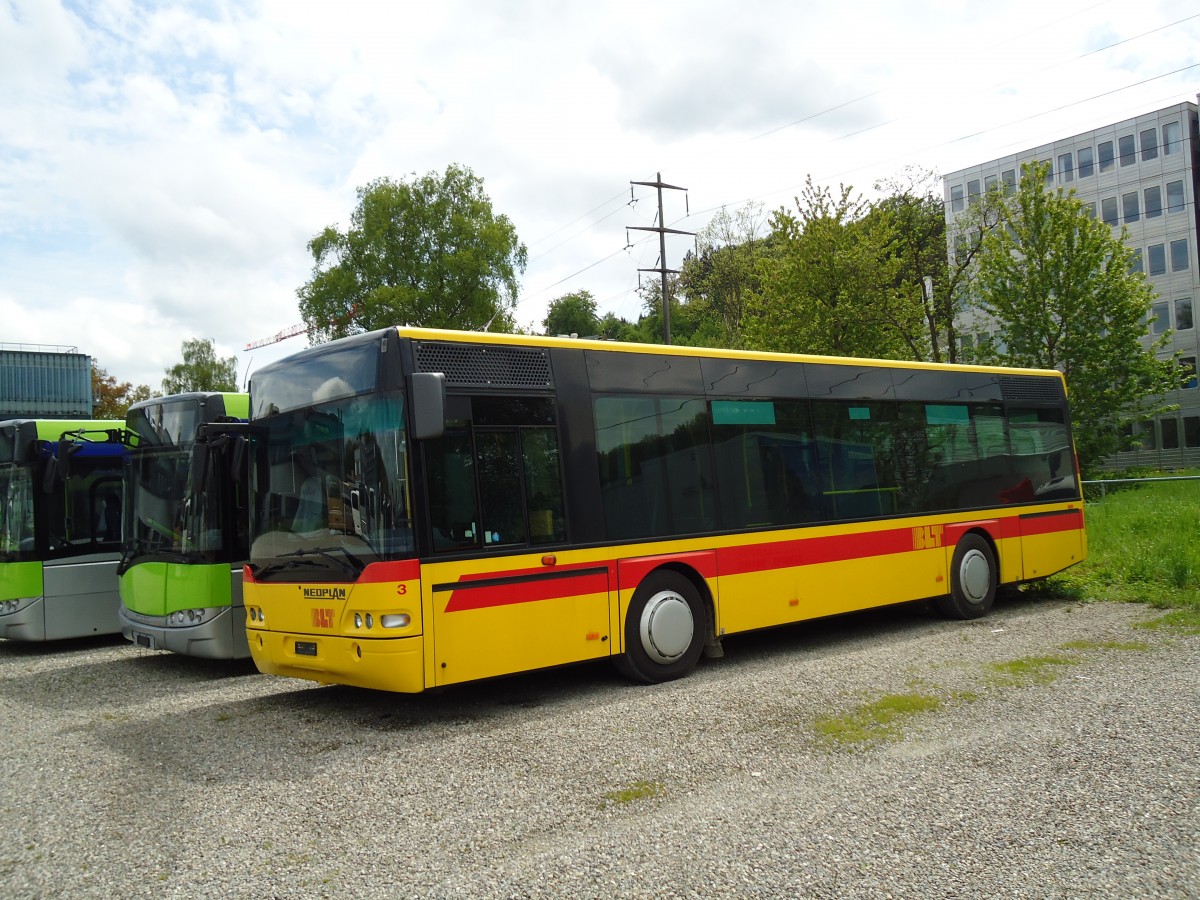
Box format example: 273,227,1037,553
247,630,426,693
120,606,250,660
0,596,45,641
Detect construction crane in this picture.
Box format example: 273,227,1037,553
243,305,363,351
243,322,307,351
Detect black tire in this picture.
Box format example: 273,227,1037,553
614,570,707,684
936,533,997,620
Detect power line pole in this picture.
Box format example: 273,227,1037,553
629,173,693,345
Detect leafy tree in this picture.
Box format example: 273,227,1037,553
298,165,527,342
544,290,600,337
678,202,769,348
161,339,238,395
864,169,958,362
742,178,912,359
970,161,1181,472
92,365,153,419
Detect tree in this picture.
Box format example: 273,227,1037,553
742,177,913,359
678,202,769,348
92,365,153,419
543,291,600,337
161,339,238,395
970,161,1181,472
298,165,527,342
865,168,959,362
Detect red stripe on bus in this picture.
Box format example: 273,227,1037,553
617,551,717,591
360,559,421,583
717,527,914,577
1019,508,1084,537
442,567,610,612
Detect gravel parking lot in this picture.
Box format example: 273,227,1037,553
0,594,1197,899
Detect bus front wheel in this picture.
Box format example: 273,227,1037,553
937,533,997,620
615,571,706,684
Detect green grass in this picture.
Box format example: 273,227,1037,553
600,779,664,809
985,655,1077,687
812,693,942,747
1054,478,1200,620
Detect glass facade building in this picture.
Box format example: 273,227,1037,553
0,346,94,419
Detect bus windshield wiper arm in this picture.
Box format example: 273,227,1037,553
251,557,330,579
306,546,366,575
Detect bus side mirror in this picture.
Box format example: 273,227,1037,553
190,441,210,490
410,372,446,440
41,440,76,493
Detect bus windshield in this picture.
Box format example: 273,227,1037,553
248,391,413,579
0,463,35,562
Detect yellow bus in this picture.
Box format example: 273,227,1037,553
240,328,1085,691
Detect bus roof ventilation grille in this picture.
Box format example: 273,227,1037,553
414,342,553,389
999,375,1061,403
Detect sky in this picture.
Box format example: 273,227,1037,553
2,0,1198,392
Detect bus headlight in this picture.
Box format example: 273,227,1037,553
381,614,410,629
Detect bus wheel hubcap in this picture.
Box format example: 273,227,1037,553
960,550,990,604
640,590,694,664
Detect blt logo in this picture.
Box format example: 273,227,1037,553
912,525,944,550
311,608,334,628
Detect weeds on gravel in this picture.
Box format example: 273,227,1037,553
599,779,663,809
985,655,1077,687
812,693,941,747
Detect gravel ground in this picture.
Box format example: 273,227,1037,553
0,594,1197,899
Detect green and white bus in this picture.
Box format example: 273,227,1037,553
119,392,251,659
0,419,127,641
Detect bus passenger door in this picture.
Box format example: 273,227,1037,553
422,412,611,686
425,555,611,687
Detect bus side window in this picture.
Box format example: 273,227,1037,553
426,431,480,551
477,431,525,546
523,427,566,544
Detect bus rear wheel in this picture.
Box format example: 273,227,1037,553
615,570,706,684
937,533,997,620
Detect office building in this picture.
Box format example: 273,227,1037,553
944,99,1200,469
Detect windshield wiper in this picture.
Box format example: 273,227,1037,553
253,546,364,580
306,546,366,576
250,557,331,579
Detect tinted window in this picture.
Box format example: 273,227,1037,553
1148,244,1166,275
1144,186,1162,218
1122,192,1139,223
1161,418,1179,450
1176,297,1193,331
1171,239,1190,272
594,396,714,539
1184,416,1200,448
1098,141,1114,172
1058,152,1073,182
1101,197,1118,226
1152,301,1170,334
1007,408,1074,500
1163,121,1182,155
950,184,964,213
711,399,820,528
1118,134,1136,166
1167,180,1185,213
809,401,898,520
1140,128,1158,160
1077,146,1094,177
